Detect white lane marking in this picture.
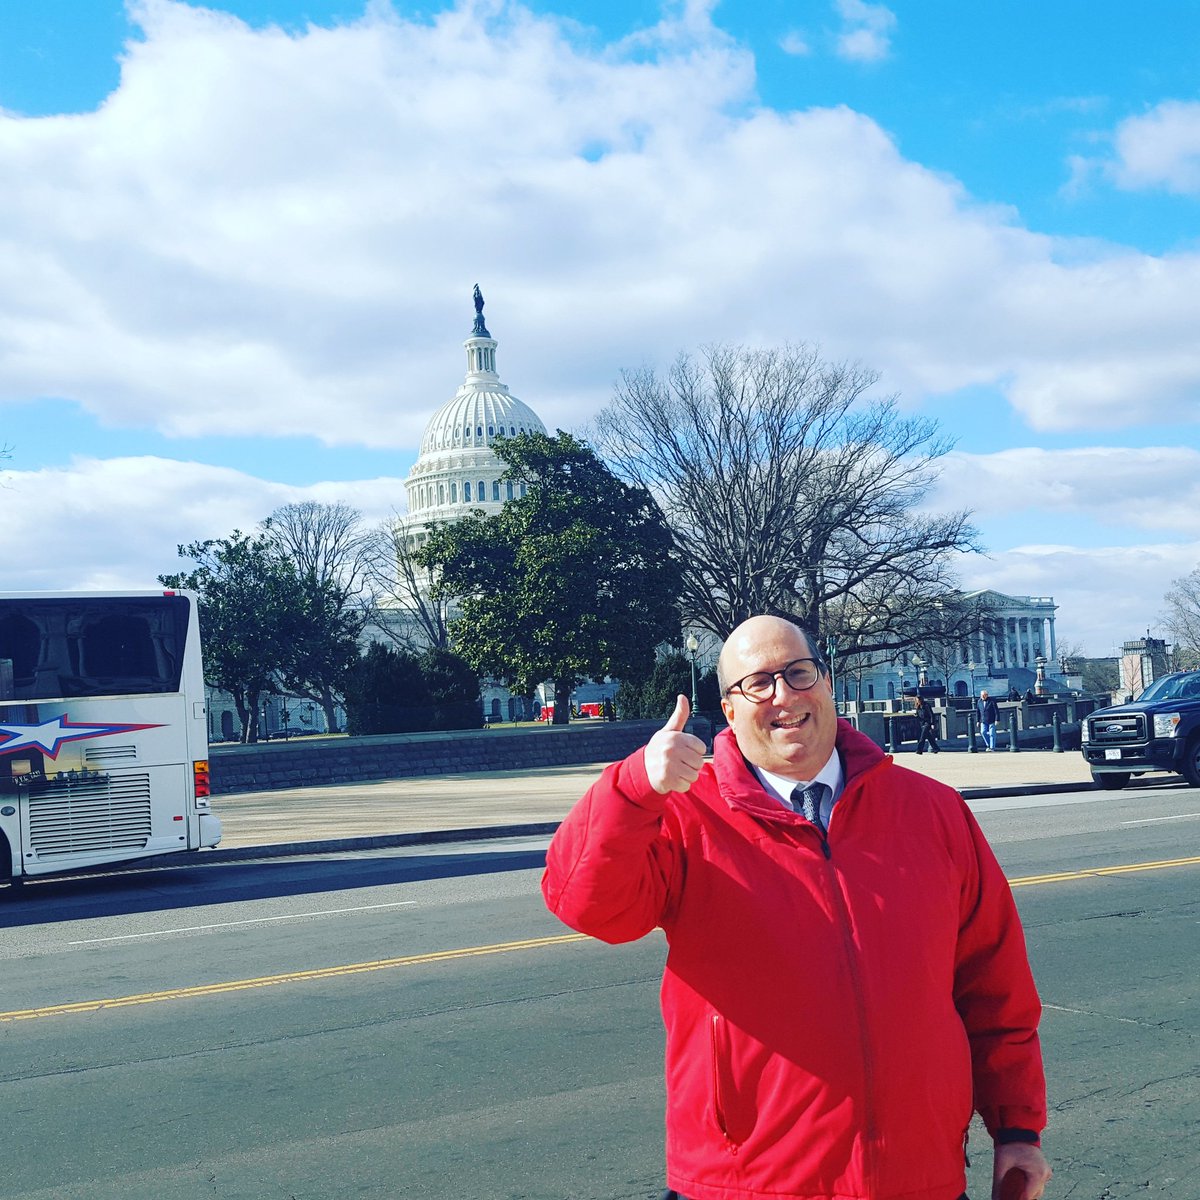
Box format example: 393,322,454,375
67,901,418,944
1122,812,1200,825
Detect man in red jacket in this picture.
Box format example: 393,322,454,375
542,615,1052,1200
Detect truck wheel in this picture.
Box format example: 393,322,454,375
1091,772,1130,790
1181,735,1200,787
0,832,12,889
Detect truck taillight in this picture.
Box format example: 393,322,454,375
193,760,211,798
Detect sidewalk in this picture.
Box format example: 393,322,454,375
207,742,1096,859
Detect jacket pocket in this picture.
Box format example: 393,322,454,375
709,1013,753,1149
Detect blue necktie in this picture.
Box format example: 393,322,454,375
792,783,827,831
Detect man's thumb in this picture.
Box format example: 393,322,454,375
664,693,691,732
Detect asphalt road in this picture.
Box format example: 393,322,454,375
0,785,1196,1200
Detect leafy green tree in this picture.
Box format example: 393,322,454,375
1079,658,1121,696
271,570,363,733
161,532,308,743
342,643,431,734
417,431,682,724
616,652,720,719
419,647,482,730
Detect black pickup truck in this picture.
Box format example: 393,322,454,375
1081,669,1200,789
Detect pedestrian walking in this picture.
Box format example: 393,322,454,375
979,689,1000,751
914,694,941,754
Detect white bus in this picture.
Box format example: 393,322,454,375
0,590,221,886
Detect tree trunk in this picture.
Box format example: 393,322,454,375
552,678,572,724
319,683,340,734
234,690,261,744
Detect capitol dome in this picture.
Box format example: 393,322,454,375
404,288,547,531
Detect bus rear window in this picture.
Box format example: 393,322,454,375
0,596,190,700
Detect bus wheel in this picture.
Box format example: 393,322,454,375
0,833,14,889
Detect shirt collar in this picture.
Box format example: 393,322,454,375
752,749,844,810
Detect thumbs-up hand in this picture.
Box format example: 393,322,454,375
644,694,706,794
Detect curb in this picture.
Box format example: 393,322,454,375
139,821,564,872
959,781,1096,800
177,780,1102,869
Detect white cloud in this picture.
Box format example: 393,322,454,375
833,0,896,63
935,447,1200,534
4,0,1200,651
931,447,1200,655
1106,99,1200,194
779,30,811,57
956,542,1197,659
0,457,406,592
0,0,1199,445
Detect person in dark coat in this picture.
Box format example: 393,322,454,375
914,694,940,754
978,690,999,751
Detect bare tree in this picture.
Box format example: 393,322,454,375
363,516,452,653
262,501,373,731
1055,638,1121,695
266,501,373,591
1163,566,1200,670
591,344,980,650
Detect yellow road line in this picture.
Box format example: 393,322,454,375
0,933,588,1023
1008,854,1200,887
5,854,1199,1024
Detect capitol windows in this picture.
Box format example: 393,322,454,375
520,482,527,497
492,480,500,500
477,425,483,437
451,482,458,502
477,479,485,499
464,481,472,501
506,481,514,500
438,483,445,505
488,425,494,436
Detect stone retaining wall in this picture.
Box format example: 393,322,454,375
209,720,666,794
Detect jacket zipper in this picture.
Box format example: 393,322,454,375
710,1013,739,1153
815,829,882,1194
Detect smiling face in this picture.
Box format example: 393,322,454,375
719,616,838,781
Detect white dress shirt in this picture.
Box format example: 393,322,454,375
752,750,844,828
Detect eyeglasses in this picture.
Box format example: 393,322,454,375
724,657,824,703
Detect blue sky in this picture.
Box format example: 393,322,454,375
2,0,1200,653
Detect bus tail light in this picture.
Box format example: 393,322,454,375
193,760,211,801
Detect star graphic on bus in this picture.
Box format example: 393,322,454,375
0,716,164,759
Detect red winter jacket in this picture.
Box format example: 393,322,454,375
542,720,1046,1200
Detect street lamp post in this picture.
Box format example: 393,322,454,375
967,661,977,702
685,633,700,713
280,700,291,741
912,655,927,688
825,634,839,713
683,632,712,750
261,696,271,742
